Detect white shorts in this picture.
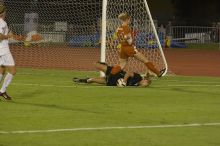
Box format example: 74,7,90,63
0,53,15,66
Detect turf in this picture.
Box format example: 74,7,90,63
0,68,220,146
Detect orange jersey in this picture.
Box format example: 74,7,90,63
116,25,133,46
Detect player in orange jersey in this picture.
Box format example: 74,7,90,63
112,12,165,77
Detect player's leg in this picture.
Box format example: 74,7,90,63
124,46,158,76
94,62,108,73
0,66,6,83
119,47,128,70
111,48,128,75
133,52,163,77
119,58,127,69
123,46,165,77
87,77,106,84
73,62,108,84
0,54,16,100
73,77,106,84
0,66,16,91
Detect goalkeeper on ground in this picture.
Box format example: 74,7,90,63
73,62,151,87
111,12,165,77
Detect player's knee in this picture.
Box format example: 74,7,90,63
94,62,108,72
8,67,16,75
0,67,6,75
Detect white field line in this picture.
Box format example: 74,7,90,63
11,82,220,89
12,83,76,88
0,123,220,134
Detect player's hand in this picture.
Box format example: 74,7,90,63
7,33,13,39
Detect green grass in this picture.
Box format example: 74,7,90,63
0,68,220,146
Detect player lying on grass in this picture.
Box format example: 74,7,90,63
111,12,165,77
73,62,151,87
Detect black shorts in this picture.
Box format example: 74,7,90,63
127,73,143,86
105,66,125,86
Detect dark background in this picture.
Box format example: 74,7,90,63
3,0,220,26
149,0,220,25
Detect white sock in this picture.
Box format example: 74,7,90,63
0,73,14,93
0,74,3,83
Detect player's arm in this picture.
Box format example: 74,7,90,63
0,26,12,40
0,30,24,41
9,31,25,41
0,33,12,40
12,34,25,41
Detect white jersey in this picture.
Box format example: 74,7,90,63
0,18,10,56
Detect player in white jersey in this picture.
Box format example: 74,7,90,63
0,4,16,100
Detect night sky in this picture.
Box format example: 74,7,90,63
149,0,220,25
3,0,220,26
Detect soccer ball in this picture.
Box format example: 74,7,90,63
116,78,126,87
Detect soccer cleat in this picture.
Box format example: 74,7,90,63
73,77,89,83
0,92,12,100
158,68,166,77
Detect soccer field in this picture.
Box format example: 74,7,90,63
0,68,220,146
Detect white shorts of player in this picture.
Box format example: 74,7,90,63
0,53,15,66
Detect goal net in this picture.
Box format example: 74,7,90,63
3,0,167,74
4,0,103,70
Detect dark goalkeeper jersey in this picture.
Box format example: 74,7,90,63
106,70,125,86
106,67,142,86
126,73,143,86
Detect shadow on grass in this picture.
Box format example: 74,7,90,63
7,101,104,115
151,86,220,96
